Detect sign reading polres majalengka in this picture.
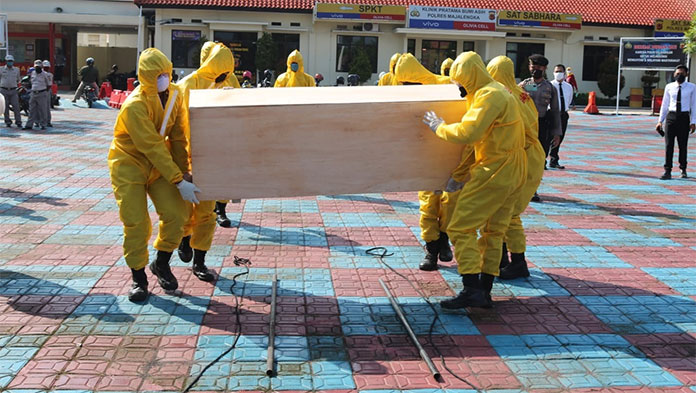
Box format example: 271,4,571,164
407,6,496,31
621,40,688,70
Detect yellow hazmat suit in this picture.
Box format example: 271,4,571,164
200,42,241,89
434,52,527,276
274,50,316,87
178,43,235,252
487,56,545,254
378,53,401,86
440,58,454,77
392,53,457,244
108,48,189,270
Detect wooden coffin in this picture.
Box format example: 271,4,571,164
189,84,467,200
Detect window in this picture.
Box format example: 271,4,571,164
462,41,475,52
506,42,545,79
214,31,258,79
407,39,416,55
421,40,457,74
583,45,619,81
171,30,202,68
336,35,378,73
272,33,300,72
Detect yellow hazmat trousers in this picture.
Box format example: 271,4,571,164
108,48,189,270
378,53,401,86
274,50,316,87
178,44,236,252
393,53,456,243
487,56,545,254
434,52,527,276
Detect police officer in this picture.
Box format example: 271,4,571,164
23,60,51,130
0,55,22,128
42,60,54,127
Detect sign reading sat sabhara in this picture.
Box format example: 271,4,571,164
407,6,497,31
497,10,582,30
315,3,406,21
654,19,691,38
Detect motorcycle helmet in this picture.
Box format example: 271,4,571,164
86,57,95,65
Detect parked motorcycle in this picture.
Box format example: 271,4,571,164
18,76,31,116
83,84,98,108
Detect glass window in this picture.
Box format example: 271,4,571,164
583,45,618,81
171,30,202,68
421,40,457,74
407,39,416,55
506,42,545,79
214,31,258,79
336,35,378,73
272,33,300,72
462,41,475,52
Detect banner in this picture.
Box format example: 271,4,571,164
0,14,7,50
407,6,496,31
315,3,406,21
654,19,691,38
621,40,688,70
497,10,582,30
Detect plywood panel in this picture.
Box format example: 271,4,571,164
189,84,468,200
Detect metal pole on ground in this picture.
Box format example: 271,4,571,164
266,273,278,376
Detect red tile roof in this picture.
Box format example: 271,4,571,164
135,0,696,26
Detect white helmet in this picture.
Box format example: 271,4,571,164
5,55,14,62
42,60,51,67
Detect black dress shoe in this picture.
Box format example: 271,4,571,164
149,251,178,290
128,268,149,302
22,126,32,130
438,232,453,262
419,240,439,271
660,171,671,180
5,123,11,127
550,161,565,169
46,123,53,127
531,193,541,202
681,170,688,179
178,235,193,262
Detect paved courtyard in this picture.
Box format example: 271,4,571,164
0,100,694,393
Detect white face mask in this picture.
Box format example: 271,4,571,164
156,74,170,92
554,72,565,82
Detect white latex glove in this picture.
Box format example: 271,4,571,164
445,177,464,192
177,180,201,204
422,111,444,133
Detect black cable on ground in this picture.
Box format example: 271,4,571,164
365,247,482,393
182,255,251,393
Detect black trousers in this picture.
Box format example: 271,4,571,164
538,115,552,157
664,112,690,171
549,111,569,163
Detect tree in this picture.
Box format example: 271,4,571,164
349,48,373,85
255,32,277,74
597,56,625,99
683,13,696,55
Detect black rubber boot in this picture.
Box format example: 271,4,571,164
215,202,232,228
480,273,495,306
500,242,510,270
149,250,178,290
499,252,530,280
438,232,453,262
192,249,215,282
419,240,440,271
128,268,149,302
660,170,671,180
440,274,491,309
178,235,193,263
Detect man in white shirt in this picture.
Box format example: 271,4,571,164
550,64,574,169
657,64,696,179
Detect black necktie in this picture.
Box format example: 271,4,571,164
676,85,682,113
559,83,565,112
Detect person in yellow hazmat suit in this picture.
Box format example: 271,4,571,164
422,52,527,309
440,58,454,77
175,43,237,283
378,53,401,86
274,50,315,87
200,41,238,227
393,53,455,271
108,48,200,302
486,56,545,280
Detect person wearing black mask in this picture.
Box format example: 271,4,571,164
23,60,51,130
657,64,696,180
519,54,561,202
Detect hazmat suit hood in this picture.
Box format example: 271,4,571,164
389,52,401,73
450,51,493,94
196,43,235,83
137,48,173,96
440,58,454,77
394,53,450,85
200,41,217,64
286,50,306,74
486,56,520,94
